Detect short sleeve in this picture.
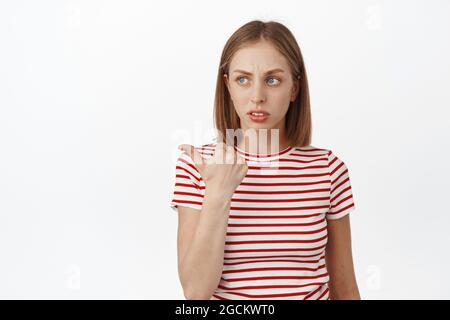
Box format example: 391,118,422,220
326,150,356,220
169,152,204,213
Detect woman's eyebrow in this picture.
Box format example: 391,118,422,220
231,68,285,76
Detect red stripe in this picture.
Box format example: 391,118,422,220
228,218,325,227
178,157,200,174
222,272,329,282
277,157,327,164
288,154,326,159
297,147,328,152
330,160,345,176
174,182,201,190
235,186,330,193
331,185,352,203
219,290,311,298
228,213,322,219
222,264,326,274
304,284,323,299
224,243,327,253
176,166,201,182
223,253,324,260
230,196,329,203
174,184,330,191
317,287,330,300
328,152,337,165
331,176,350,193
224,260,322,266
228,220,325,228
171,200,202,206
175,174,191,180
331,193,353,208
223,255,325,266
174,191,203,198
245,172,329,179
226,225,327,236
328,203,354,215
230,205,330,211
247,165,328,171
218,281,327,290
225,234,327,245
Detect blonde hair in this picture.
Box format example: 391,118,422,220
213,20,312,147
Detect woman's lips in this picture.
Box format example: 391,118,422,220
248,112,270,122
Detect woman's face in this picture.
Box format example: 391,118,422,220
224,39,299,132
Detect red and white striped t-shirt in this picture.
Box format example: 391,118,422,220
170,141,356,300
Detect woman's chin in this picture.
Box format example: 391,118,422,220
245,123,275,130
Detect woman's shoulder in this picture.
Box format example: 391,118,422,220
292,145,351,166
293,144,331,155
306,145,352,169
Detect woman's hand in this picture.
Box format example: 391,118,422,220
178,142,248,199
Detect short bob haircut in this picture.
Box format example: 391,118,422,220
214,20,312,148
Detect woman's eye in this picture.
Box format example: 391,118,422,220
235,76,280,86
237,76,248,85
266,77,280,86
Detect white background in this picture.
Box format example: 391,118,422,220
1,0,449,299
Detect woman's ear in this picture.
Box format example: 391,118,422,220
223,73,229,91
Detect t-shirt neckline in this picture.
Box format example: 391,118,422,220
233,144,295,162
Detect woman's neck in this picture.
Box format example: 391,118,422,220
236,128,290,155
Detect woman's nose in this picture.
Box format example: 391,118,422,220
250,81,266,104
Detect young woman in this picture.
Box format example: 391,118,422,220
170,20,360,300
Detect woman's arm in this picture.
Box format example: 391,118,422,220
175,142,248,300
177,185,231,300
325,214,361,300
